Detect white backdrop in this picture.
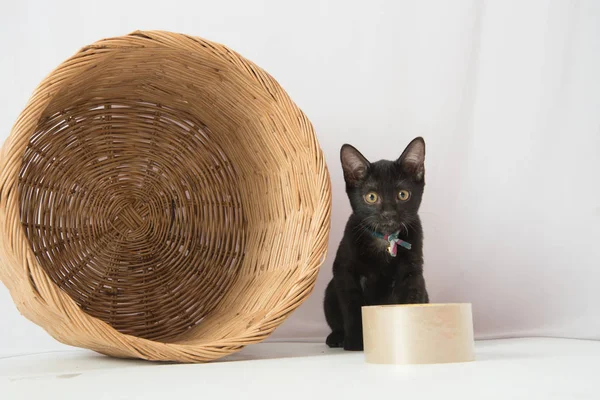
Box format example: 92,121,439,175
1,0,599,355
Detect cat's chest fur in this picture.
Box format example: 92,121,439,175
353,237,415,304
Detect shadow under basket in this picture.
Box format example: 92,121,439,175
0,31,331,362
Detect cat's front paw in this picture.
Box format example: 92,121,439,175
326,331,344,348
343,335,364,351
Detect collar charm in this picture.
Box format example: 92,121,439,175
373,231,412,257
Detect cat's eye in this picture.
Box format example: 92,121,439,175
398,190,411,201
364,192,379,204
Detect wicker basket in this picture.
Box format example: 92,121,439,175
0,31,331,362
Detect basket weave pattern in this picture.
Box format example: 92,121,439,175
0,31,331,362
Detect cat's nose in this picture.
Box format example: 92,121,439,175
381,211,396,220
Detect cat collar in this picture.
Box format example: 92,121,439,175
372,230,411,257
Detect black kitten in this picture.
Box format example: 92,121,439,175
323,137,429,351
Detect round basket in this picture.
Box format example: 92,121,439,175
0,31,331,362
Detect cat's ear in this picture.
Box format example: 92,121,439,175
340,144,370,184
397,137,425,182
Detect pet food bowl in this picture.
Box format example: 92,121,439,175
362,303,475,364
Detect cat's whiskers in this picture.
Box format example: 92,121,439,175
352,219,369,235
405,219,423,235
352,220,368,237
352,216,378,242
401,222,409,236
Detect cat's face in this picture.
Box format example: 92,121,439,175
341,137,426,235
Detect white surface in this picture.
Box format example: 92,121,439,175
1,339,599,399
2,0,600,355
